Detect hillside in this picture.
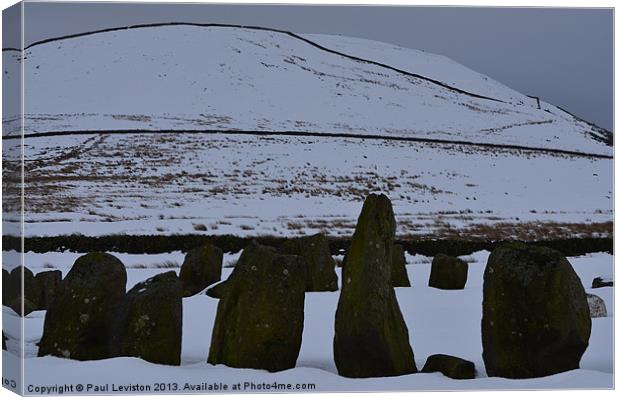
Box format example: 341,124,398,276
1,24,613,239
2,24,612,156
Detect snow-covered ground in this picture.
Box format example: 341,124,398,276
2,250,613,392
3,132,612,239
2,25,611,156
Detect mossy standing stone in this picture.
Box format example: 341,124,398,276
6,266,37,306
429,254,468,290
482,242,591,378
33,270,63,310
38,252,127,360
112,271,183,365
280,233,338,291
179,244,223,297
208,242,305,372
391,244,411,287
421,354,476,379
334,194,416,378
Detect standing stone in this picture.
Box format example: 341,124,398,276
38,252,127,360
6,266,37,305
334,194,416,378
591,276,613,288
421,354,476,379
429,254,468,290
391,244,411,287
33,270,63,310
113,271,183,365
179,244,223,297
482,242,591,378
280,233,338,291
6,267,25,303
586,293,607,318
5,267,38,315
208,242,305,372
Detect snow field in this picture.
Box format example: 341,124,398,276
3,25,611,156
2,250,613,391
8,133,612,239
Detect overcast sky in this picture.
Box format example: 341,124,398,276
3,2,614,131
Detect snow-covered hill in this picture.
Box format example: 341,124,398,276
2,24,612,155
1,24,613,239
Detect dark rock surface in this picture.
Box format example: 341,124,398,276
179,244,223,297
113,271,183,365
208,242,306,372
33,270,63,310
280,233,338,291
5,266,36,306
205,279,231,299
591,276,613,288
38,252,127,360
7,297,36,317
2,269,10,305
334,194,416,378
391,244,411,287
421,354,476,379
481,242,591,378
429,254,468,290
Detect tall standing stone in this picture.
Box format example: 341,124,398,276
112,271,183,365
179,244,223,297
280,233,339,291
391,244,411,287
208,242,305,372
482,242,591,378
38,252,127,360
334,194,416,378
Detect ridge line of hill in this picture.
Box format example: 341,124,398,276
3,128,612,159
2,22,505,103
